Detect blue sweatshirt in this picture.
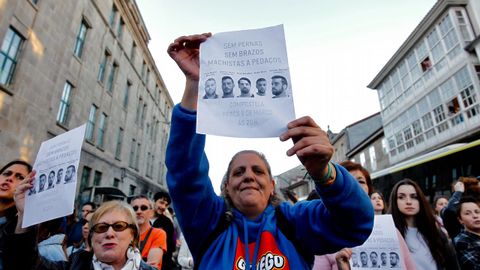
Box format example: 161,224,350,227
166,104,374,270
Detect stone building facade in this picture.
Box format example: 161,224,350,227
0,0,173,204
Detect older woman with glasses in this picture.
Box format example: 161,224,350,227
4,172,156,270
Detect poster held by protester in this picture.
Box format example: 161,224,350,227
198,24,295,138
351,215,404,269
23,124,86,228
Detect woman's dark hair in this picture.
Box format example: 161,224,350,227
370,191,387,214
0,160,32,174
388,179,447,266
432,195,449,216
339,160,373,195
456,196,480,218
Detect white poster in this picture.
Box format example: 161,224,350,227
198,24,295,138
23,124,86,228
350,215,404,269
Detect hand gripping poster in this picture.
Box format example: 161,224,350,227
23,124,86,228
198,25,296,137
350,215,405,269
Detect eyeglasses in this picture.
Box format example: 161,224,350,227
90,221,134,233
132,205,150,212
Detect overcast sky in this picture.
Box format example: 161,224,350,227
136,0,437,193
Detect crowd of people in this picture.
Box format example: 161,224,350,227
0,32,478,270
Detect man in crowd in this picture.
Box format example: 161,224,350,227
255,78,267,96
67,202,95,247
221,76,235,98
152,191,175,270
131,195,167,270
237,77,254,97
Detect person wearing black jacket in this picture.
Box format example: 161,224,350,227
0,160,32,269
152,191,176,270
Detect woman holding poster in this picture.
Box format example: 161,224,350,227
315,161,415,270
165,32,374,269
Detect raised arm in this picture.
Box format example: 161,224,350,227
167,33,211,111
280,116,335,184
279,117,374,255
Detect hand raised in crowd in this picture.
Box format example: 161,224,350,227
453,181,465,192
280,116,335,181
167,33,211,82
13,170,36,233
13,170,36,214
168,33,211,111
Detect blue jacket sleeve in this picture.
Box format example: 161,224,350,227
279,164,374,256
165,104,226,260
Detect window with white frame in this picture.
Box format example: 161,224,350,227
395,132,405,153
454,9,473,43
412,119,424,144
460,86,480,118
433,105,449,133
433,105,446,123
56,82,73,125
421,112,436,139
403,127,414,149
0,27,24,85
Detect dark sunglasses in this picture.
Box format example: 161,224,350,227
132,205,150,212
90,221,133,233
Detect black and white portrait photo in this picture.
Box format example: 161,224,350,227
64,165,76,184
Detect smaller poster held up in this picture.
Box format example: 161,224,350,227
198,24,296,138
350,215,405,269
23,124,86,228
